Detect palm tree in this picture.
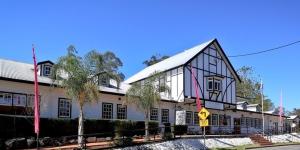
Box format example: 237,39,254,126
51,46,123,148
125,72,168,141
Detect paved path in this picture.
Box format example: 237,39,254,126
253,145,300,150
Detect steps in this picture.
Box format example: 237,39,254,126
250,134,273,146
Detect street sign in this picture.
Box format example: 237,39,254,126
198,107,210,120
200,119,209,127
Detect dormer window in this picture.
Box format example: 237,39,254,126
43,65,51,76
37,60,54,77
100,77,109,86
207,77,222,92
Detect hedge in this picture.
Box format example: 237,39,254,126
0,116,159,140
174,125,188,136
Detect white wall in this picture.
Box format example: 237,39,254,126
183,43,237,110
0,80,175,126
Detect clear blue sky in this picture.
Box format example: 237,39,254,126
0,1,299,111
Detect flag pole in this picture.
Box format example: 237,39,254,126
33,44,40,149
261,80,264,136
279,89,283,133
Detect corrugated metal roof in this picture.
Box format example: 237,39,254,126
0,58,129,95
124,39,215,83
0,58,52,84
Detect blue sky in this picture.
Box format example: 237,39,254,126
0,1,299,111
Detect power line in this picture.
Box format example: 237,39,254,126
228,40,300,57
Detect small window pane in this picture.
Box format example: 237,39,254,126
58,98,71,118
161,109,169,123
102,103,113,119
186,111,192,125
117,104,127,119
150,108,158,121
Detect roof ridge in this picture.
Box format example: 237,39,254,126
0,58,33,66
125,39,215,83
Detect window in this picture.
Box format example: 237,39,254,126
102,103,113,119
58,98,71,118
207,78,213,91
246,117,250,127
13,94,26,107
207,77,222,91
250,118,255,127
150,108,158,121
43,65,51,76
100,77,109,86
194,112,199,125
186,111,192,125
161,109,169,123
117,104,127,119
219,115,225,126
241,117,246,127
0,92,12,106
159,76,166,92
214,79,221,91
211,114,218,126
226,115,231,126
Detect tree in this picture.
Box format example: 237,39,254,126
236,66,274,111
51,46,123,148
273,106,289,116
125,72,168,141
143,54,169,66
290,108,300,116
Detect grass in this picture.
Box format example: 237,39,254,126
210,142,300,150
210,144,259,150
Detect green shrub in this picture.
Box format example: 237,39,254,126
134,121,145,136
85,119,114,137
174,125,188,136
114,120,135,138
162,123,173,140
149,121,159,135
113,137,133,147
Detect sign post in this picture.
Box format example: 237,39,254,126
198,107,210,149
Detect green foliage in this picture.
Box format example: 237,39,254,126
113,137,133,147
51,46,123,106
290,108,300,116
51,46,123,147
125,72,168,141
148,121,159,135
114,120,135,138
236,66,274,111
163,123,173,140
174,125,188,136
0,116,158,139
143,54,169,66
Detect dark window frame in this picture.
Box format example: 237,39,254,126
150,108,159,121
161,109,169,123
43,65,52,76
102,102,113,119
186,111,192,125
194,112,199,125
117,104,127,119
58,98,72,118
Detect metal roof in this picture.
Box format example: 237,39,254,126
125,39,215,83
0,58,129,95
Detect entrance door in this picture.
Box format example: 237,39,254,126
234,118,241,134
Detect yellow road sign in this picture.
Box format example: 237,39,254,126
200,119,209,127
198,107,210,120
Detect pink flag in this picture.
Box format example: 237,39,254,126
190,63,202,111
279,90,283,124
33,45,40,135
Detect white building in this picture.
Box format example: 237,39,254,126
0,39,287,134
